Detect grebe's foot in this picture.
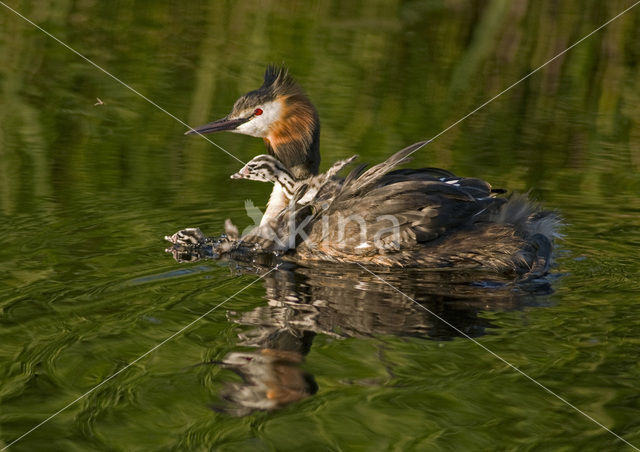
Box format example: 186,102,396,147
224,219,240,240
165,227,208,247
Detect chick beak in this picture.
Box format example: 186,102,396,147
185,115,250,135
230,167,249,179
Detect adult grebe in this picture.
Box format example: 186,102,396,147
186,65,320,229
175,66,560,276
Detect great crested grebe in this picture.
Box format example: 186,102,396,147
176,65,560,276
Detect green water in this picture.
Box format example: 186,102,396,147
1,1,640,450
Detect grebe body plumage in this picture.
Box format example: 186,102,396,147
178,66,560,276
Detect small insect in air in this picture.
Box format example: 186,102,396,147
94,98,104,106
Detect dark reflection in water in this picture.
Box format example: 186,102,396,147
212,345,318,417
199,257,554,416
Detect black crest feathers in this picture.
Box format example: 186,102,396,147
261,65,302,96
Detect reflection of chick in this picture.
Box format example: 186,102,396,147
215,349,317,416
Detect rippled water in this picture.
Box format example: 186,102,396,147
2,1,640,450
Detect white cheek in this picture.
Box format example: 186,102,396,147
233,101,282,138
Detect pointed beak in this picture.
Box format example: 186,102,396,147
185,116,250,135
230,166,249,179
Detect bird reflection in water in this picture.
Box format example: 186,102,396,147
178,251,553,416
211,347,317,417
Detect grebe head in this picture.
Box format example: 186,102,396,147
188,65,320,179
230,154,299,202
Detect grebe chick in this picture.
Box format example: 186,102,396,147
231,153,357,205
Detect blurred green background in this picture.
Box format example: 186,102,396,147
1,1,640,450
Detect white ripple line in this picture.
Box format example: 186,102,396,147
0,266,278,451
356,262,639,451
402,0,640,160
0,1,246,165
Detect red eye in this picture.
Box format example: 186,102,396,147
254,108,263,116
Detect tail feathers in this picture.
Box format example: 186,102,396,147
492,193,562,241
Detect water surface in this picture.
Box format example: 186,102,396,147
1,1,640,450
